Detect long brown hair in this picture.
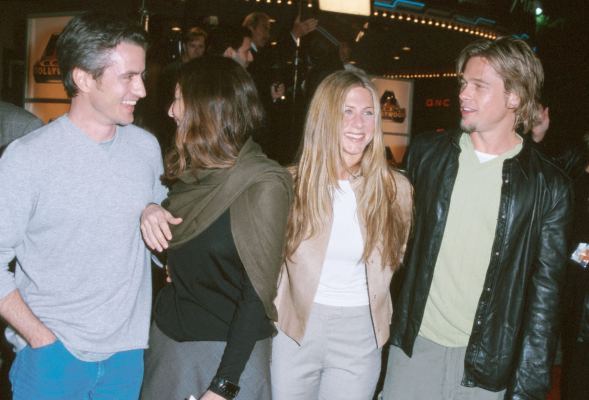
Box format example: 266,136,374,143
164,56,264,183
286,70,410,269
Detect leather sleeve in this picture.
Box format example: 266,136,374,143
506,180,573,399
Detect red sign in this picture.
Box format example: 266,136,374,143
425,98,451,108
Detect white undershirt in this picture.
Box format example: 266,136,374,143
474,150,498,163
314,180,369,306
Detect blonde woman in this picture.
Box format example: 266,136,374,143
271,70,413,399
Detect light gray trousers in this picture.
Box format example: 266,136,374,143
271,303,381,400
382,335,506,400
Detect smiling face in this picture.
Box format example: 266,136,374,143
459,56,519,136
168,84,185,126
340,86,375,169
84,42,146,129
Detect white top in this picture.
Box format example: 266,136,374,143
474,150,498,163
314,180,369,306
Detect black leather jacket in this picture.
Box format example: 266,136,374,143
565,172,589,342
390,130,572,400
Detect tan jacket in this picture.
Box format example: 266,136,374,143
275,171,413,348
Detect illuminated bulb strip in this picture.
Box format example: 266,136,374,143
385,72,458,79
238,1,498,39
374,9,498,39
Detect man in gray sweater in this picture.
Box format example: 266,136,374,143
0,12,174,399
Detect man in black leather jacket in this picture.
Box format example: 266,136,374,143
382,37,572,400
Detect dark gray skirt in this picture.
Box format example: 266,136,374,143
141,322,271,400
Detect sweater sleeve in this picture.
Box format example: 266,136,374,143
0,142,37,299
152,154,167,205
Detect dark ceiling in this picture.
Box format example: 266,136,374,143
2,0,587,132
0,0,556,78
139,0,534,76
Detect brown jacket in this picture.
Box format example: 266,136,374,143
275,171,413,348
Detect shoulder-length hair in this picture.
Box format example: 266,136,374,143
286,70,410,269
164,56,264,182
456,36,544,133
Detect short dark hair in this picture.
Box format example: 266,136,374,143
56,11,147,98
164,56,264,182
206,26,251,57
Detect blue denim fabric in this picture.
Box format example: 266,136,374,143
9,340,143,399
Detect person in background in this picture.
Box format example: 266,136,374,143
529,101,585,180
0,101,43,156
150,26,209,154
339,40,365,75
271,70,413,399
140,56,292,400
207,26,254,68
0,12,167,398
242,11,318,165
181,27,208,63
560,132,589,400
383,37,571,399
160,26,209,103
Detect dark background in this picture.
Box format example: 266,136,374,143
0,0,587,137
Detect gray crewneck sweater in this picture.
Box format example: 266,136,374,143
0,115,167,361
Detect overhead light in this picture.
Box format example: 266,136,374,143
535,7,543,16
393,56,400,60
402,46,411,51
318,0,371,16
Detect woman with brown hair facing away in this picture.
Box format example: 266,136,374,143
141,56,292,400
271,70,413,400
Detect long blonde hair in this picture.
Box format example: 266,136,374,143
286,70,410,269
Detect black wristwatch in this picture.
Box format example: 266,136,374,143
208,376,240,399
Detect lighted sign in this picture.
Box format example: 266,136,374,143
425,98,451,108
318,0,371,16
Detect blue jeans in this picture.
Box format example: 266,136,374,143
9,340,143,399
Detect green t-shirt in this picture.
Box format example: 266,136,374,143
419,133,522,347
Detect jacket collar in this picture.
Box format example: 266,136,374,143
507,136,532,179
447,129,531,179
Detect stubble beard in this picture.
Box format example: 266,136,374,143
460,119,475,133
